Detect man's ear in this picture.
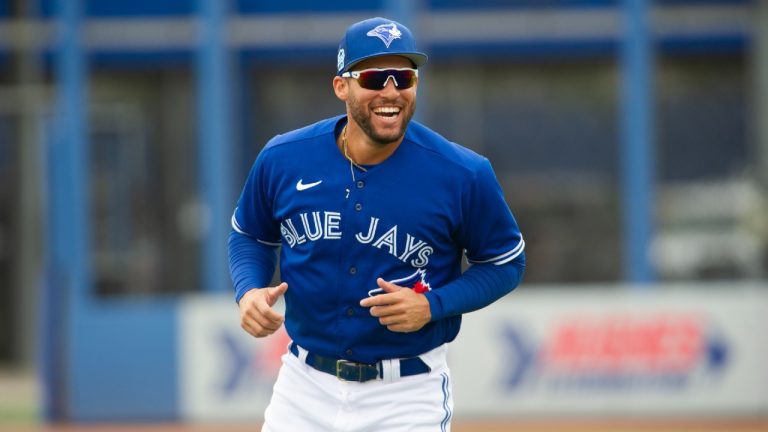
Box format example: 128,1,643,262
333,76,348,101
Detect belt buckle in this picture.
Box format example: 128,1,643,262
335,359,377,382
336,359,357,382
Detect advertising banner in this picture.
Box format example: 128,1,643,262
179,285,768,420
450,285,768,417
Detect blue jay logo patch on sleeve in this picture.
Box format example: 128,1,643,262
366,23,402,48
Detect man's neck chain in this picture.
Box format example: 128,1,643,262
342,124,367,181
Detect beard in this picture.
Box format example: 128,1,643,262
347,93,416,146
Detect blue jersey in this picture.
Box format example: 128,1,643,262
231,115,524,363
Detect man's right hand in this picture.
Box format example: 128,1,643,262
238,282,288,338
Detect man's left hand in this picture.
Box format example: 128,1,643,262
360,278,431,332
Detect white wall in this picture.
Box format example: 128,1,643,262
178,283,768,421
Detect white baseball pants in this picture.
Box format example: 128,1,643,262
262,344,453,432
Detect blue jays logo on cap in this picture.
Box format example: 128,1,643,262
366,23,402,48
337,17,428,75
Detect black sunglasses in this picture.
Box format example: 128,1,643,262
341,68,419,90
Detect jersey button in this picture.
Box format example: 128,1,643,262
345,348,353,356
355,203,362,211
356,180,365,189
349,266,357,275
346,307,355,316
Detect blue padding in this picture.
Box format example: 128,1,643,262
37,0,380,16
69,299,178,421
88,50,193,69
240,38,740,64
38,0,194,17
429,0,617,10
429,0,749,10
427,39,618,60
239,46,335,65
658,35,746,56
236,0,381,14
657,0,749,4
31,33,744,72
33,0,751,17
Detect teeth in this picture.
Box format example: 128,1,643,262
374,107,400,114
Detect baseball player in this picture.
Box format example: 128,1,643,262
229,17,525,431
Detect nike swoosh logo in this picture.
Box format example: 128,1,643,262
296,179,323,191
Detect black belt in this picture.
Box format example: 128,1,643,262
289,342,431,382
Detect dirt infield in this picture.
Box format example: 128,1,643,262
2,419,767,432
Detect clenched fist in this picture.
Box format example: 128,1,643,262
238,282,288,338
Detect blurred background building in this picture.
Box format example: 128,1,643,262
0,0,766,425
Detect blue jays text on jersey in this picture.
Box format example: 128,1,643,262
231,115,525,363
276,212,434,268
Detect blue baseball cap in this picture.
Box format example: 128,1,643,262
336,17,428,76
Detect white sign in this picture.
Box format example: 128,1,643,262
450,284,768,417
178,294,288,421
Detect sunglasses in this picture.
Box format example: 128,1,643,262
341,68,419,90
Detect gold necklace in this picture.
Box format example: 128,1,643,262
342,124,367,181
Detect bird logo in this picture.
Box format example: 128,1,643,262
366,23,402,48
369,268,431,297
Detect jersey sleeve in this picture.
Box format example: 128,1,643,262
231,148,281,246
458,158,524,266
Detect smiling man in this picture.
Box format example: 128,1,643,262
229,17,526,431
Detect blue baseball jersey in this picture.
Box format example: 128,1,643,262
231,115,524,363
